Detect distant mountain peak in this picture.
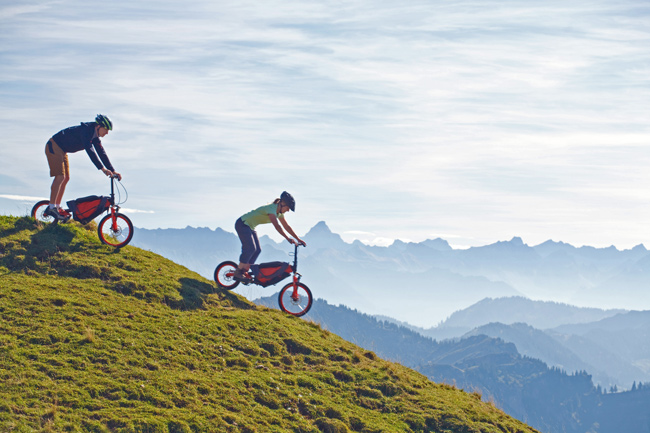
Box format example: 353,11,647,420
422,238,453,251
303,221,346,248
309,220,332,234
510,237,524,246
535,239,570,248
472,236,534,255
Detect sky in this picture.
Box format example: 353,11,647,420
1,0,649,249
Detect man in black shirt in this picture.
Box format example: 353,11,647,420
44,114,122,221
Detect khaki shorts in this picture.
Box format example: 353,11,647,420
45,139,69,177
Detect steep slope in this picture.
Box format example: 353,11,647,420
0,216,538,433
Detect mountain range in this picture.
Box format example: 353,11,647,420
130,222,650,388
131,221,650,327
374,296,650,390
257,295,650,433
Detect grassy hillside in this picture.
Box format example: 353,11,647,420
0,216,539,433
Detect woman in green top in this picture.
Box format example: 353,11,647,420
233,191,306,281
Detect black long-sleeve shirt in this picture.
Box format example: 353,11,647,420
51,122,115,172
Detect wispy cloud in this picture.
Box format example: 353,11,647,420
0,194,44,202
1,0,649,249
120,208,155,214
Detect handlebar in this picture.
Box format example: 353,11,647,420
290,242,305,255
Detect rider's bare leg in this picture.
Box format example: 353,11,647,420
50,174,70,206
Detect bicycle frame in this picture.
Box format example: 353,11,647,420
32,174,134,248
245,243,303,289
214,242,312,316
226,244,302,286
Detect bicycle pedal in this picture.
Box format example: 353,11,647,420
233,275,253,284
234,276,253,285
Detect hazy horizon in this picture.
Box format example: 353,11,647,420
134,219,649,251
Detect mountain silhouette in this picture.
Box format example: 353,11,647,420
131,221,650,327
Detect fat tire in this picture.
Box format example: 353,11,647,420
214,261,240,290
278,282,313,317
98,213,134,248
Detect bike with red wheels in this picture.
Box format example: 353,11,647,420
214,243,313,317
31,175,134,248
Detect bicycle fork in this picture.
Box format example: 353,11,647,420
109,207,119,232
109,176,119,232
290,273,302,300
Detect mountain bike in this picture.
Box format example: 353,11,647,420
214,243,313,317
31,175,134,248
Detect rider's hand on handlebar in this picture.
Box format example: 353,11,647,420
287,238,296,245
102,168,122,181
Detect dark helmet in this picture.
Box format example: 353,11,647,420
280,191,295,212
95,114,113,130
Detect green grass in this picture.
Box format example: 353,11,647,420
0,216,540,433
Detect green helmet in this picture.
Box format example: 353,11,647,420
95,114,113,130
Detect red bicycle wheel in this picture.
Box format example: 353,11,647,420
97,213,134,248
214,261,240,290
31,200,56,224
278,282,313,317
